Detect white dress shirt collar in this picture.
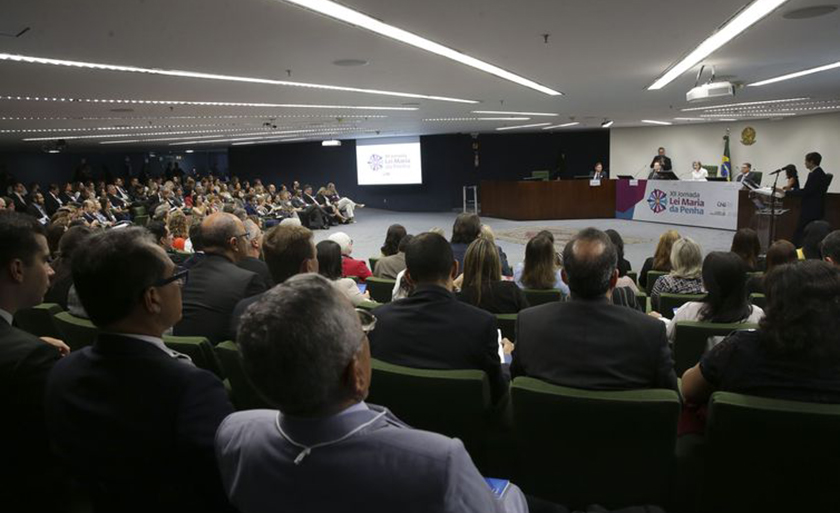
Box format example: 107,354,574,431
0,308,12,326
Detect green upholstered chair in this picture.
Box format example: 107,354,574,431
672,321,758,375
635,291,651,313
702,392,840,512
495,314,517,342
511,377,680,508
356,300,382,312
365,277,396,304
54,312,99,351
626,271,638,286
645,270,668,296
523,289,563,307
367,359,491,459
130,205,147,218
659,293,706,319
749,292,766,309
531,170,550,181
701,165,718,177
368,257,380,273
162,335,223,378
133,214,149,227
13,303,63,339
214,341,272,410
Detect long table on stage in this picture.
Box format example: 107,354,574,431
480,179,616,220
737,190,840,242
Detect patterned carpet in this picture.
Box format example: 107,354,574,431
494,225,653,251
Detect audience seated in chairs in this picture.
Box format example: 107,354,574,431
747,240,797,295
823,230,840,266
0,212,68,513
369,232,510,406
215,274,529,513
511,227,678,393
650,237,705,310
656,251,764,345
730,228,762,272
514,233,570,296
639,229,680,289
379,223,406,258
174,213,267,344
605,229,642,311
317,240,370,306
45,225,93,310
148,220,187,266
458,237,529,315
374,233,411,280
236,219,273,288
450,213,513,277
329,231,372,282
45,227,235,513
325,182,364,220
682,260,840,405
799,220,832,260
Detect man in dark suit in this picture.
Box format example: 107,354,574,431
590,161,609,180
0,212,68,512
229,223,318,337
174,213,266,344
369,232,508,405
511,228,677,392
236,219,272,288
650,147,672,171
735,162,760,188
44,183,64,216
45,227,235,513
787,152,831,246
26,192,50,225
11,182,29,212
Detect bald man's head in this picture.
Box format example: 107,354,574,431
562,228,618,299
201,212,248,262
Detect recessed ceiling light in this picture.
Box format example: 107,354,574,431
0,123,257,134
748,61,840,87
495,122,552,131
681,97,809,111
648,0,791,90
641,119,673,126
322,139,342,146
542,122,580,129
472,110,558,116
0,94,418,111
718,118,738,121
601,120,614,128
0,52,477,103
332,59,369,67
23,128,264,142
279,0,562,96
782,5,838,19
184,149,194,153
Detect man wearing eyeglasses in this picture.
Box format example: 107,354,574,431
45,227,235,513
175,213,268,344
216,274,527,513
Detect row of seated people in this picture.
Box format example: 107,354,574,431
4,206,840,512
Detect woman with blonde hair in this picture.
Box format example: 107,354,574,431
640,229,681,288
515,234,570,296
458,238,528,314
650,237,705,309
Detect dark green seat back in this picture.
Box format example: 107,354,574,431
162,335,224,378
626,271,638,286
645,270,667,296
523,289,563,307
511,377,680,508
495,313,517,342
368,359,491,455
749,293,766,309
703,392,840,512
133,214,149,227
659,293,705,319
130,205,147,218
365,277,395,303
368,257,380,273
54,311,99,351
13,303,63,338
356,300,382,312
673,322,758,375
214,341,272,410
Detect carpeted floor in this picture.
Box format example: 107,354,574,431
312,208,736,273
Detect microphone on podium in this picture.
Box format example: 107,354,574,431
769,168,785,175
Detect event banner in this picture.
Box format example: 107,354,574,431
615,180,740,230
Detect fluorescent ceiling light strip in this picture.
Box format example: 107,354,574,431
718,118,738,121
231,137,308,146
0,123,258,134
602,121,614,128
641,119,672,126
423,117,529,121
648,0,790,90
472,110,558,116
0,94,418,111
0,114,385,120
280,0,561,96
681,97,809,112
542,122,580,129
749,61,840,87
98,127,362,145
0,53,477,104
22,128,263,142
699,112,796,117
170,130,377,146
495,122,552,131
98,131,296,144
673,117,705,121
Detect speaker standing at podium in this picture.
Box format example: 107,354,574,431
650,147,672,171
785,152,830,247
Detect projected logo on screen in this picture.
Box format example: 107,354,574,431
647,189,668,214
367,154,384,171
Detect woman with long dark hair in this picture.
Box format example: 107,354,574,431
458,238,528,314
450,213,482,271
316,240,369,306
380,224,407,257
730,228,762,271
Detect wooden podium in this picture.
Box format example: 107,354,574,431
737,190,840,242
480,180,616,220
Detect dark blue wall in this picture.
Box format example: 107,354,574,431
230,131,610,211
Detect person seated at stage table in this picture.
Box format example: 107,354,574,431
730,228,762,272
782,164,800,192
799,220,832,260
650,237,705,310
655,251,764,345
458,237,529,315
648,160,671,180
682,260,840,405
640,229,681,289
747,240,797,295
316,240,369,306
328,231,372,282
590,161,608,180
689,161,709,181
734,163,760,188
514,233,570,297
650,147,672,171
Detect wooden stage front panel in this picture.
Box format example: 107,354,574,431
480,180,616,220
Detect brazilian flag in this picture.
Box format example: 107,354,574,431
721,134,731,180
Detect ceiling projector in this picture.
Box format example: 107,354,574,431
686,81,735,102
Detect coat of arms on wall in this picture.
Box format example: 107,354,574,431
740,126,756,146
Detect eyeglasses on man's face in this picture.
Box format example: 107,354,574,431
154,268,189,288
355,308,377,334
